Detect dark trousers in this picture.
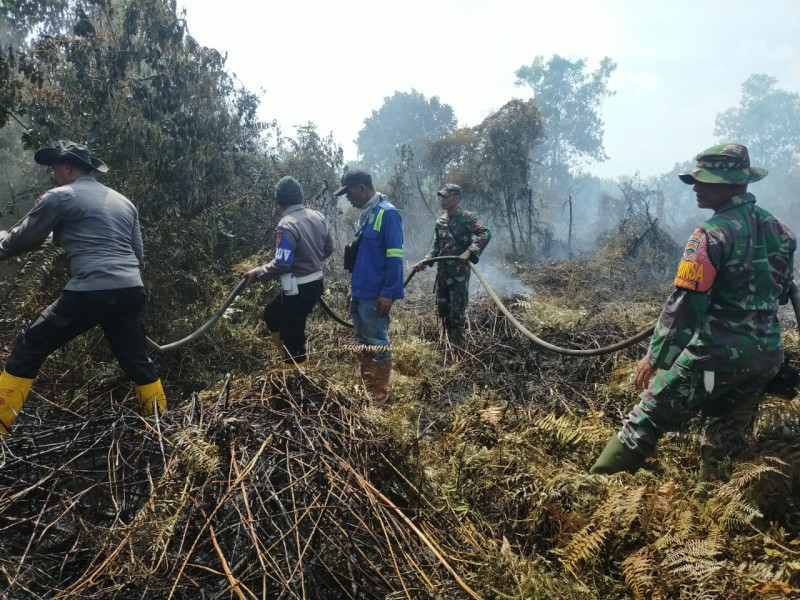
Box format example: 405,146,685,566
4,287,159,385
263,279,324,363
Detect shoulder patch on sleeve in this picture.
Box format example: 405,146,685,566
275,225,295,264
29,194,46,212
674,228,716,292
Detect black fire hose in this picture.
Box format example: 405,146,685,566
318,296,354,329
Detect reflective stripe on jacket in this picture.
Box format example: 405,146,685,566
350,198,404,299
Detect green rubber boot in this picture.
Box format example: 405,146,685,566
589,434,647,475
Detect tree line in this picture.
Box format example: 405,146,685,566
2,0,799,275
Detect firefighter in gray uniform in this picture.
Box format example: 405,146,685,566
246,176,334,368
0,141,166,433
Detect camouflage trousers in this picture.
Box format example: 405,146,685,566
436,274,469,344
619,356,780,473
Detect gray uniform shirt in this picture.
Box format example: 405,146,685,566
255,204,334,281
0,175,144,291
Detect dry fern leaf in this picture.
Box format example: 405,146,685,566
561,524,611,568
534,412,608,447
340,343,391,354
747,580,798,598
706,458,787,529
479,406,503,426
724,457,789,491
622,547,657,600
535,412,583,446
560,485,648,570
756,397,800,436
617,485,647,530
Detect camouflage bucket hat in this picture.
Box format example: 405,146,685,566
678,143,767,185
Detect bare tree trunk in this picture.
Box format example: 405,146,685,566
527,187,532,253
415,174,438,218
504,192,518,255
567,194,573,259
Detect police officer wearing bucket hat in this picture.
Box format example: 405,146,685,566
245,176,334,369
590,143,796,480
0,141,167,432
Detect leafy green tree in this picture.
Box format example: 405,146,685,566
1,0,281,380
514,55,616,192
426,99,544,256
0,47,22,129
276,122,344,241
5,0,271,221
356,89,457,181
714,74,800,171
478,99,544,255
714,74,800,233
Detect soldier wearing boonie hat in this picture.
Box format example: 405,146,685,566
0,141,168,431
677,143,768,185
591,143,797,481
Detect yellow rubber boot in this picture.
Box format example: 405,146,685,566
136,380,167,416
269,332,285,360
270,331,306,369
0,371,35,433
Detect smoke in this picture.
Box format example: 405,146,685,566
461,240,533,298
469,262,531,297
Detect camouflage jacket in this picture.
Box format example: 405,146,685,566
424,209,490,282
648,193,796,372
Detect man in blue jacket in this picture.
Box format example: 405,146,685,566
335,169,404,405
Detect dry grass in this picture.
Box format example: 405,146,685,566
1,253,799,599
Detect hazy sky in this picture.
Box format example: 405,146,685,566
180,0,800,179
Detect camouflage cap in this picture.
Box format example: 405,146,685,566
678,143,767,185
436,183,461,197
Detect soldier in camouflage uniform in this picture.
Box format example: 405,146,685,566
590,144,796,479
413,184,490,345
